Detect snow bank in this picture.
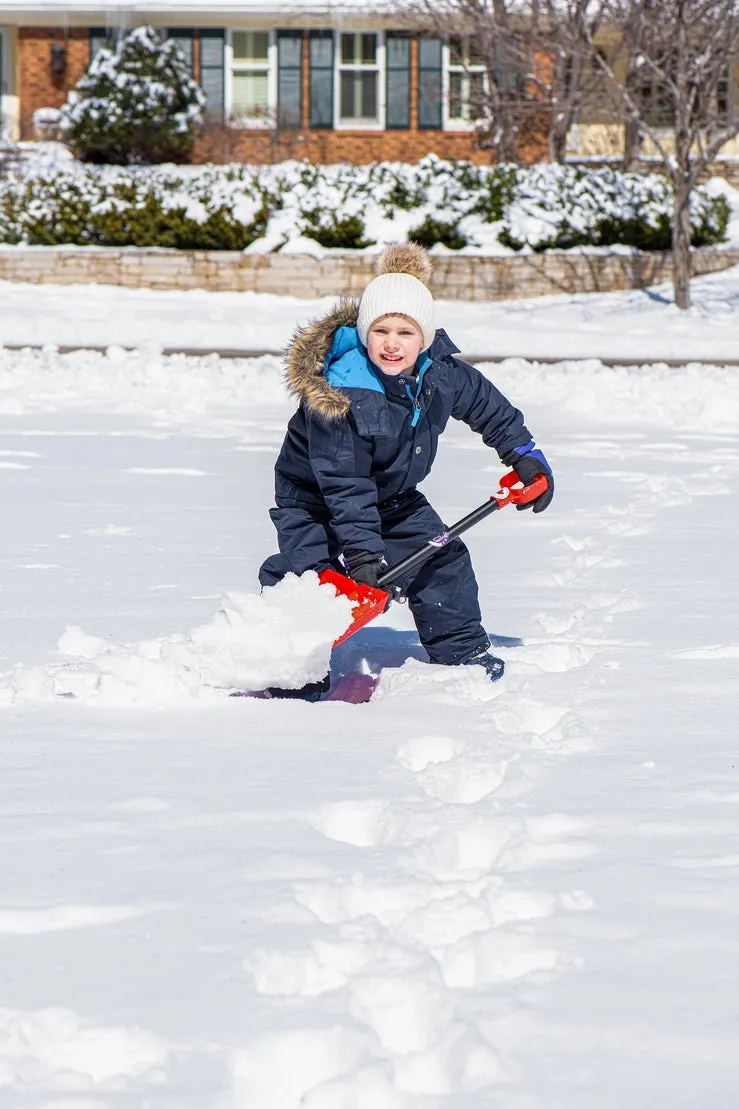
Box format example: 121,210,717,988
0,574,353,707
2,343,738,436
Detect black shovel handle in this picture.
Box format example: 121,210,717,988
376,497,500,591
375,471,549,593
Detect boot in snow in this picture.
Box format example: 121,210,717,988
264,674,331,702
462,645,505,682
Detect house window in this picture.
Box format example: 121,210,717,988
716,65,733,120
418,38,443,129
89,27,117,62
447,38,487,124
338,32,380,125
635,74,673,127
229,30,274,125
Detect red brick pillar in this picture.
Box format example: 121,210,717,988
19,27,90,139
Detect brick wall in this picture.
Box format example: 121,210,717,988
18,28,90,139
0,245,735,301
191,126,544,166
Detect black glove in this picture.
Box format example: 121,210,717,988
344,548,386,588
508,448,554,514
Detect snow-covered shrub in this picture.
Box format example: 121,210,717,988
498,165,729,252
408,215,469,251
0,151,731,253
60,26,205,165
33,107,62,141
464,164,519,223
299,209,375,249
5,171,267,250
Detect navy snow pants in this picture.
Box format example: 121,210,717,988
259,490,490,666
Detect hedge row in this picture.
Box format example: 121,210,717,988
1,156,729,252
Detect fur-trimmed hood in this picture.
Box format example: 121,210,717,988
284,243,437,421
284,299,360,420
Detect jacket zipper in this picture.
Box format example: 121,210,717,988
406,383,422,428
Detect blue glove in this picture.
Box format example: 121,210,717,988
506,443,554,514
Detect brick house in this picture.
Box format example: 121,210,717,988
0,0,550,164
1,2,737,166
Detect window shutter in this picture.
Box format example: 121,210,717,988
166,27,195,73
309,30,334,129
417,37,443,129
199,29,225,120
385,33,410,129
278,31,303,128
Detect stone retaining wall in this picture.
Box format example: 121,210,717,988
0,245,737,301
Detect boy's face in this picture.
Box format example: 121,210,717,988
366,315,424,376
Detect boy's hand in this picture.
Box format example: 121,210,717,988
344,549,386,588
511,450,554,514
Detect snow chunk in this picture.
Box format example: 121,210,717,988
0,573,354,708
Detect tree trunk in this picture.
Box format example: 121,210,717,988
623,118,642,171
497,106,520,163
549,116,569,163
672,176,693,311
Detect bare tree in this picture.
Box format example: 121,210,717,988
535,0,611,162
580,0,739,308
402,0,544,162
401,1,616,163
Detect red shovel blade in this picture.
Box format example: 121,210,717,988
318,568,391,646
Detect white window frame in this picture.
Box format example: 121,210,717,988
225,28,277,129
334,30,385,131
0,26,20,143
444,39,487,131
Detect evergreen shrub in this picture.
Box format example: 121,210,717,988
0,156,729,253
60,26,205,165
408,217,468,251
299,209,375,249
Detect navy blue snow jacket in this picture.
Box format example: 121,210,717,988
273,299,533,555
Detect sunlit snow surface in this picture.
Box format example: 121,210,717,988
1,322,738,1105
3,261,739,361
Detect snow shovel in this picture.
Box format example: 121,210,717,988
319,470,549,647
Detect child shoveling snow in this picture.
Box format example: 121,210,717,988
259,243,554,700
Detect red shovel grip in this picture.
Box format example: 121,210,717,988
494,470,549,508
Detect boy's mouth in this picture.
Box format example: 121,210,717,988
381,352,403,362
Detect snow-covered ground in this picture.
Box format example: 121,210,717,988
1,281,738,1107
2,260,739,361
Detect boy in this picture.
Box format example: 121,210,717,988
259,244,553,699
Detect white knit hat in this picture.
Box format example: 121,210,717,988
357,244,435,352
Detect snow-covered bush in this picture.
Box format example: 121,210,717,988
408,215,469,251
499,165,730,252
60,26,205,165
299,209,375,249
33,107,62,141
2,171,267,249
0,151,731,253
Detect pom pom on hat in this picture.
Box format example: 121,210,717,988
376,243,433,285
357,243,435,351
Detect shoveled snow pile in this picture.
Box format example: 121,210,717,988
0,573,353,707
